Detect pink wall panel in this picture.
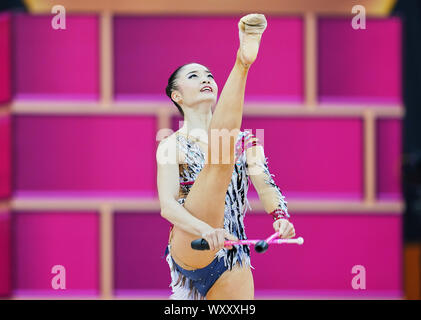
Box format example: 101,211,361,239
0,13,11,104
114,16,303,102
13,211,99,295
13,14,99,100
171,115,363,199
13,115,157,197
0,115,11,198
241,117,363,200
113,212,171,292
318,18,401,104
114,212,401,296
0,212,11,297
247,213,402,296
376,119,402,200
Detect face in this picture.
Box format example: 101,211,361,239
171,63,218,109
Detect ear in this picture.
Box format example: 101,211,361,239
171,90,182,104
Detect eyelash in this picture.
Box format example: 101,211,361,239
188,74,214,79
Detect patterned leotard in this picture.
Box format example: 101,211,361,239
164,129,289,299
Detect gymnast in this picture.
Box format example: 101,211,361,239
156,13,295,300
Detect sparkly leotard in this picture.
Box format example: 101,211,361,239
164,130,289,299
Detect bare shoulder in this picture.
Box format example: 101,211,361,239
157,131,177,148
156,132,182,164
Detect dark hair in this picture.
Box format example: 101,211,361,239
165,64,191,117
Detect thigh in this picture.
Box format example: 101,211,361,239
206,262,254,300
170,164,235,269
183,164,233,227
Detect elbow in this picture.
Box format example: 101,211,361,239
160,206,168,218
160,201,173,219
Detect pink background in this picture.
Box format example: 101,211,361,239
0,115,11,198
13,14,99,101
377,119,402,200
13,115,157,197
1,14,403,298
13,211,99,295
113,16,303,102
318,18,401,104
0,212,11,296
241,117,364,200
0,13,11,104
173,115,364,200
113,212,402,297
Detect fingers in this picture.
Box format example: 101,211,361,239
202,229,217,251
202,229,238,251
282,221,295,239
277,221,288,238
274,220,296,239
285,222,295,239
216,229,226,250
285,227,296,239
209,233,217,251
208,230,223,251
224,230,239,250
224,230,239,241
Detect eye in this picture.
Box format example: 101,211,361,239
188,74,198,79
208,74,214,79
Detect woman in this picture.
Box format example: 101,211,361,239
156,13,295,300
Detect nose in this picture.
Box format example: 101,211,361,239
201,77,211,84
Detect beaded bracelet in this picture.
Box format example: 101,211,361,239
269,208,289,221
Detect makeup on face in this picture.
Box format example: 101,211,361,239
186,69,215,94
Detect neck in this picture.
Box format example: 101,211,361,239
177,102,213,141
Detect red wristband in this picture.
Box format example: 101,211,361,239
269,209,289,221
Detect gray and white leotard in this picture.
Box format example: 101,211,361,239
164,130,289,299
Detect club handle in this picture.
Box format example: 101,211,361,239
191,238,210,250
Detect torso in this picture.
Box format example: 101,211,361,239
168,130,253,270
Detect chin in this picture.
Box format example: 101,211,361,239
197,96,216,104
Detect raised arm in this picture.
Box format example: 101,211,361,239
156,136,213,237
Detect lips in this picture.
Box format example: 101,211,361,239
200,86,213,92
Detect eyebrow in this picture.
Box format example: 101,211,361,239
186,70,212,76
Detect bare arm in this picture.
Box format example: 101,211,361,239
245,131,295,238
245,132,289,216
156,136,213,237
